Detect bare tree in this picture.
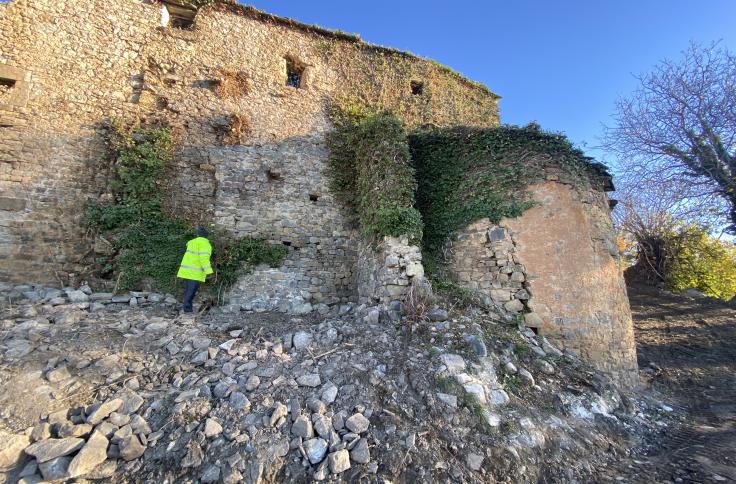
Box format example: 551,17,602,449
613,179,695,282
604,42,736,232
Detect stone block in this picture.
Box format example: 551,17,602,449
0,197,26,211
490,289,511,303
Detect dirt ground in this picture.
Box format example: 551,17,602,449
605,282,736,483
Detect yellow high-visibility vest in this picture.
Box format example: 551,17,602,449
177,237,214,282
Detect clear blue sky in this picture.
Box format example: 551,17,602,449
248,1,736,164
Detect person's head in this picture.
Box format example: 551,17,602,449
196,226,209,238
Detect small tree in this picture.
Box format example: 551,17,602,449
666,225,736,300
615,181,736,300
604,42,736,232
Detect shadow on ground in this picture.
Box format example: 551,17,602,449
609,282,736,483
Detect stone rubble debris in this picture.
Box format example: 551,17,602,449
0,283,663,482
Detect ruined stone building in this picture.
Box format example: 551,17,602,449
0,0,637,386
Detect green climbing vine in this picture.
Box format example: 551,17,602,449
326,99,423,244
86,122,286,301
325,101,604,270
410,123,601,262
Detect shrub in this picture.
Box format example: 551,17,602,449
666,225,736,300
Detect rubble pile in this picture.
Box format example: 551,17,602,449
0,283,666,483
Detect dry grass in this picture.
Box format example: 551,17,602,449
403,278,434,326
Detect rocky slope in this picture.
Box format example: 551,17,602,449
0,283,667,483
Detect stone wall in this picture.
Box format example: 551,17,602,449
447,180,638,387
447,221,529,314
356,235,425,308
0,0,499,304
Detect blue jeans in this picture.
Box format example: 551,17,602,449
182,280,200,313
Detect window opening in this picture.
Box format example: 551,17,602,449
285,58,303,88
309,194,319,202
164,2,196,30
410,80,424,95
0,78,16,103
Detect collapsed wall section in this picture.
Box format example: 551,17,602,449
211,139,358,308
0,0,499,305
357,235,425,308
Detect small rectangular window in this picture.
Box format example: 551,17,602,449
410,80,424,95
285,58,303,89
0,78,16,103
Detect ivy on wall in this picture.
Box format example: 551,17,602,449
326,100,423,244
410,123,601,260
86,123,286,301
325,101,605,271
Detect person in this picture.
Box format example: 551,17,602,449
177,227,214,313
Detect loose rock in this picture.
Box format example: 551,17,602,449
350,438,370,464
67,431,109,478
297,373,321,387
270,403,288,427
119,435,145,461
292,330,313,350
24,437,85,463
328,449,351,474
204,418,223,438
292,415,314,438
345,413,370,434
466,452,484,471
304,438,328,465
86,398,123,425
0,430,30,471
38,455,72,481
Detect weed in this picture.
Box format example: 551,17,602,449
500,419,520,433
326,100,423,244
403,278,433,325
513,342,532,358
510,314,525,327
431,278,476,308
502,373,523,394
544,354,570,367
463,392,497,432
435,374,461,395
410,124,601,269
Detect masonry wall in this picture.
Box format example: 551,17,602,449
447,180,638,387
0,0,498,304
